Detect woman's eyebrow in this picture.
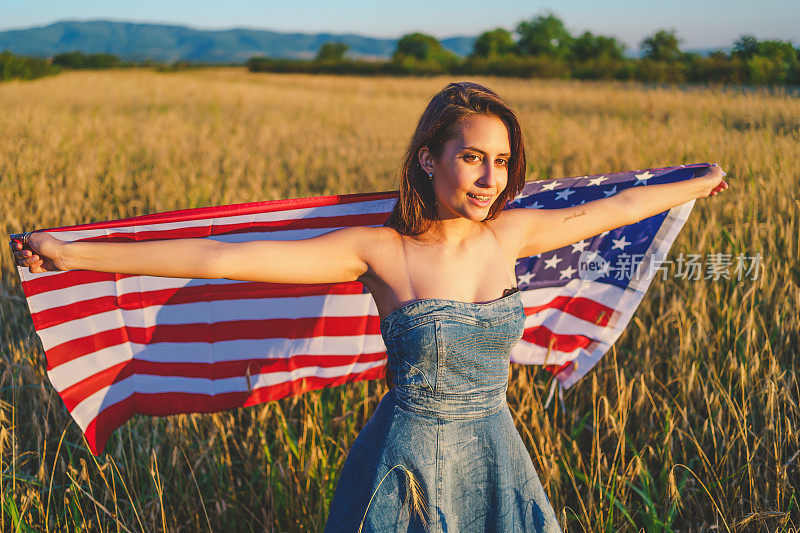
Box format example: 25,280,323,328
462,146,511,157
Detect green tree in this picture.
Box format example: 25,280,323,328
0,51,59,81
315,42,349,62
571,31,625,61
392,32,457,74
393,32,454,62
754,40,797,63
732,34,759,60
515,14,573,58
471,28,516,58
730,35,798,84
640,30,682,61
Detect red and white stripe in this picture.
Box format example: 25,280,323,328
19,193,397,454
17,180,693,454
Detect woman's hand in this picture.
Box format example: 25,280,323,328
10,232,70,273
694,163,729,198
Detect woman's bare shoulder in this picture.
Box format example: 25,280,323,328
366,225,401,240
485,210,530,247
335,226,401,285
324,225,396,240
329,225,400,257
333,225,398,241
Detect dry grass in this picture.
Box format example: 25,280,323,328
1,68,799,531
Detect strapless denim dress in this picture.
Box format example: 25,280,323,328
324,291,562,532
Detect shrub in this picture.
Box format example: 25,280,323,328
0,51,59,81
52,51,122,69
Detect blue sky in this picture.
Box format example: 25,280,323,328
1,0,798,50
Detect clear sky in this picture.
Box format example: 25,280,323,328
1,0,798,50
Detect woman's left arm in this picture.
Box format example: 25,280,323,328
495,165,728,259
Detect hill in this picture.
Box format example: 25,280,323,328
0,20,475,63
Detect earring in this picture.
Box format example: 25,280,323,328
427,172,433,180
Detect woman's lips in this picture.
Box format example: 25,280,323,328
467,192,493,207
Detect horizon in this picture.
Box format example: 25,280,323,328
0,17,791,54
1,0,798,51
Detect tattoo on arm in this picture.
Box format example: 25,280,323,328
563,209,587,222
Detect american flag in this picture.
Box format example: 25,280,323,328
12,163,703,455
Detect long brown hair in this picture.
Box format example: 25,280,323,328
385,82,526,236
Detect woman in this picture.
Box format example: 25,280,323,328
13,82,727,531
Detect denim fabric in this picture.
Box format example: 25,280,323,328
324,291,562,532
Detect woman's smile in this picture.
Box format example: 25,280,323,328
466,192,494,207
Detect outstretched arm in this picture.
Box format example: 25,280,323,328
11,226,374,284
493,165,728,259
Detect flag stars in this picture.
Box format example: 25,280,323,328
571,240,590,253
587,175,608,186
527,201,543,209
517,271,534,285
555,187,575,202
634,171,654,186
559,265,577,279
544,254,562,270
540,181,561,191
603,186,617,198
611,235,631,250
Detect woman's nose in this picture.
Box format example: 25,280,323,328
477,162,499,188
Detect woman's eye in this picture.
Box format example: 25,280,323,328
463,154,480,162
496,158,509,166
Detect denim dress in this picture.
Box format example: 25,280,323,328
324,290,562,532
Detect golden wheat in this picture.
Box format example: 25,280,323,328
1,68,798,531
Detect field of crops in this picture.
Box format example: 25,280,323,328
1,69,799,531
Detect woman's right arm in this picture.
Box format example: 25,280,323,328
12,227,374,284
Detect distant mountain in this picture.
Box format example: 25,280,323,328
0,20,476,63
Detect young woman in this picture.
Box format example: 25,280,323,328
13,82,727,531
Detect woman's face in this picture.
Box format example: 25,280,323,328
420,114,511,223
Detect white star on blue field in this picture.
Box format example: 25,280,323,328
508,164,704,290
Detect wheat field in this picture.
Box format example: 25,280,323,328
1,69,799,531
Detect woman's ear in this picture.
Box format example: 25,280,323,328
418,147,434,176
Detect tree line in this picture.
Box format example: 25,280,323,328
0,51,132,81
249,14,800,86
2,14,798,86
0,51,58,81
0,50,219,81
